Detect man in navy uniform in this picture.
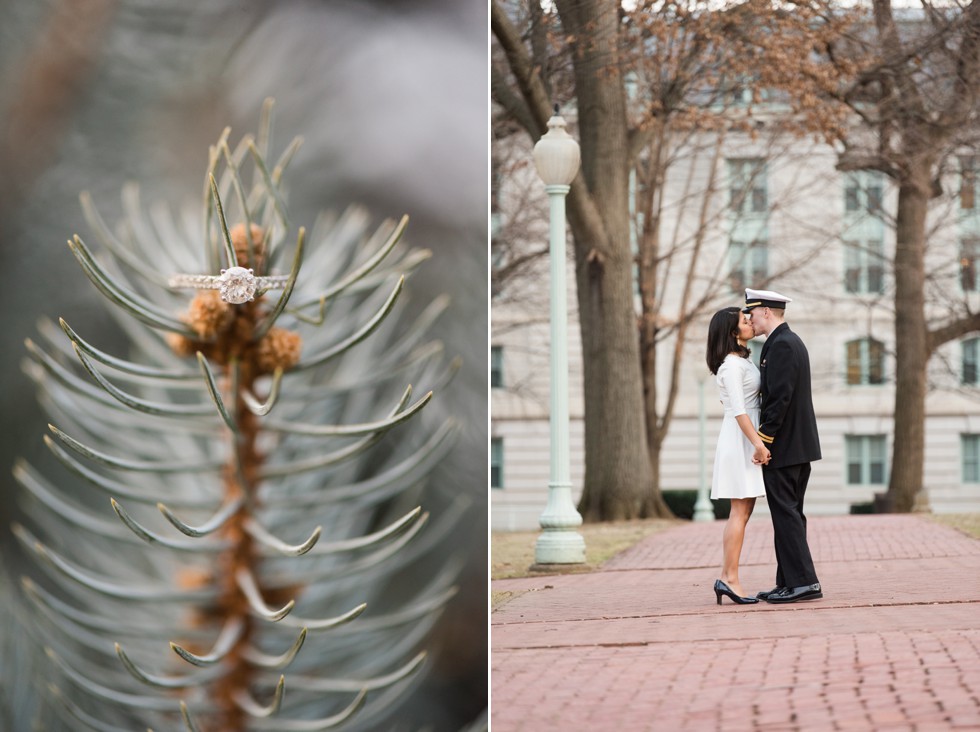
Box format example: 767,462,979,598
743,288,823,603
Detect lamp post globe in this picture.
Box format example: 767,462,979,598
533,111,581,186
532,108,585,566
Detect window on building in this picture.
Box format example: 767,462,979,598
729,84,751,106
491,438,503,489
963,434,980,483
961,156,977,210
961,237,980,292
727,159,767,216
866,183,883,214
490,212,503,239
844,239,885,294
843,172,885,217
963,338,979,385
846,338,885,385
728,239,769,293
491,346,504,389
721,75,771,109
846,435,887,484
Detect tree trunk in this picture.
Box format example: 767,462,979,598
637,152,674,519
556,0,655,521
569,196,653,522
639,428,675,516
885,171,930,512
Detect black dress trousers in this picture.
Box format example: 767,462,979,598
757,323,821,589
763,462,819,588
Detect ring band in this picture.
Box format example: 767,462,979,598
169,267,289,304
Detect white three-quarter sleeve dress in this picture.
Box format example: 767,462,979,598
710,354,766,499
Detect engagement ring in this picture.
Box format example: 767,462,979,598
168,267,289,304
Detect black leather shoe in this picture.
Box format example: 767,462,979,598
765,583,822,604
756,587,785,600
714,579,760,605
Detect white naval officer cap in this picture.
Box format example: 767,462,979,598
742,288,792,313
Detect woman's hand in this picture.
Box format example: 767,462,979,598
734,414,773,465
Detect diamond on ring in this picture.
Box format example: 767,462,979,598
219,267,257,304
168,268,289,304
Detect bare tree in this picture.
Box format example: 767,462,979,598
816,1,980,511
635,125,841,506
492,0,854,520
493,0,659,520
491,128,550,307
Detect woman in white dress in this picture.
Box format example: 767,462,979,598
705,307,770,605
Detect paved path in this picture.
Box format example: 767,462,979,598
491,515,980,731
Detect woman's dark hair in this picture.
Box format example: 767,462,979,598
706,306,751,374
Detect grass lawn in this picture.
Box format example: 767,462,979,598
490,518,680,608
491,518,680,580
927,512,980,539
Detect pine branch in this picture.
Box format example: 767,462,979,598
12,104,455,731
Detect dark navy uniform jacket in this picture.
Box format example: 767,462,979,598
757,322,822,468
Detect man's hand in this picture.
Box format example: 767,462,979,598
752,444,771,465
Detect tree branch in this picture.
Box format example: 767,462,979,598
836,148,900,177
491,65,537,136
491,245,549,299
928,312,980,354
490,1,553,140
872,0,927,119
940,0,980,128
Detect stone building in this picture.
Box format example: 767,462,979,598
491,122,980,531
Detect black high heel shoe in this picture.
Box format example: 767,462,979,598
714,579,759,605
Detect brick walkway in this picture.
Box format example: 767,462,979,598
491,515,980,731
